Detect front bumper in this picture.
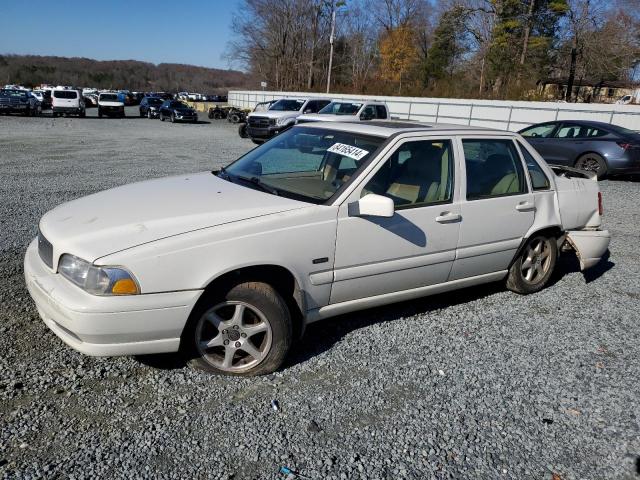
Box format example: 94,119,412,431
247,125,281,140
0,104,27,111
24,239,202,356
174,113,197,121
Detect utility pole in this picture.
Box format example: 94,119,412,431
326,8,336,93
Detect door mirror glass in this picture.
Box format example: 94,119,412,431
351,193,394,218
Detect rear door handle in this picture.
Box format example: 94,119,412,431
435,212,462,223
516,201,536,212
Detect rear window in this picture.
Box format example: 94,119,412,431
100,94,119,101
53,90,78,99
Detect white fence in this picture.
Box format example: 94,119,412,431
228,90,640,131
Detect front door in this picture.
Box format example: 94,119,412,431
450,137,535,280
331,137,461,304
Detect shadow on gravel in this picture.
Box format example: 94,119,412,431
550,250,615,286
134,352,187,370
285,282,504,370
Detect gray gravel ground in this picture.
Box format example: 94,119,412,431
1,107,639,479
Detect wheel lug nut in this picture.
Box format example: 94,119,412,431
233,325,239,330
241,333,247,338
222,329,227,334
235,341,241,348
223,340,229,345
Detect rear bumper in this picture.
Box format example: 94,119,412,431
24,239,202,356
566,229,611,270
53,107,83,114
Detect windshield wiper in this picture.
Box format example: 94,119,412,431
241,176,280,196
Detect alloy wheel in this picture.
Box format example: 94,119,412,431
195,301,273,373
520,238,552,284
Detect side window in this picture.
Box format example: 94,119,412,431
517,141,551,191
362,140,454,209
304,100,329,113
361,105,376,120
463,139,527,200
520,124,556,138
375,105,388,119
555,123,586,138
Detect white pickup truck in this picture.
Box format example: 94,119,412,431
297,100,389,124
25,121,610,376
245,97,331,144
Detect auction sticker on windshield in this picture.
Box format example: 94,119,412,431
327,143,369,161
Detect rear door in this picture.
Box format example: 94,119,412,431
450,136,535,280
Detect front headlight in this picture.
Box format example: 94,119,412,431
58,254,140,296
276,117,291,126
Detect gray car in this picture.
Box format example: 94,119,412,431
518,120,640,178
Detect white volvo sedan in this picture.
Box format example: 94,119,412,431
25,122,610,376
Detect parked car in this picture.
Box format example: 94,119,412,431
0,89,41,116
246,97,331,144
519,120,640,178
159,100,198,123
52,88,85,117
297,101,389,124
25,121,610,376
98,92,125,118
139,96,164,118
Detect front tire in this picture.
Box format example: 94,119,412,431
238,123,248,138
506,234,558,294
170,113,176,123
575,152,607,179
184,282,292,376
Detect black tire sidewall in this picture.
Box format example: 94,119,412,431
576,153,607,179
183,282,292,376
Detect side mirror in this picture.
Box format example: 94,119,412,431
304,108,313,114
350,194,394,218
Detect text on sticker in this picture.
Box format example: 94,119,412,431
327,143,369,161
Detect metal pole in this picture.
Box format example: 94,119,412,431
326,9,336,94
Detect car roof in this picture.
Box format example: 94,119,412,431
522,119,615,130
296,120,503,138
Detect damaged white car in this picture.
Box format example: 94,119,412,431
24,121,610,376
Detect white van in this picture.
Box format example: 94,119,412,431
52,89,85,117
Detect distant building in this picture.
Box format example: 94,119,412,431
537,78,640,104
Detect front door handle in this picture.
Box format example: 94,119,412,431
516,201,536,212
435,212,462,223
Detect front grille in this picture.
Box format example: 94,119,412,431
248,116,270,128
38,231,53,268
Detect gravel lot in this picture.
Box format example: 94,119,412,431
1,108,639,479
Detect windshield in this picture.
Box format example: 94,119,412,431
318,102,363,115
100,94,119,101
269,99,305,111
222,127,384,203
1,89,27,98
170,101,189,108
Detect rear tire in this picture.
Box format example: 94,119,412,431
506,234,558,294
148,110,153,119
171,113,176,123
183,281,292,376
98,109,103,118
574,153,607,179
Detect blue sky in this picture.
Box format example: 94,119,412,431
0,0,242,69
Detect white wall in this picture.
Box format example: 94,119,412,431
228,90,640,131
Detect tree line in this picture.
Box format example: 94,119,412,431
0,55,251,92
226,0,640,100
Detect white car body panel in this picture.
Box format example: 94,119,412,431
297,103,388,124
25,122,611,357
52,89,83,109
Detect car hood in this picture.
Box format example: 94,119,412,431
248,110,300,120
297,113,357,122
39,172,309,265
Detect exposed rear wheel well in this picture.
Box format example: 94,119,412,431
199,265,305,339
509,226,564,269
